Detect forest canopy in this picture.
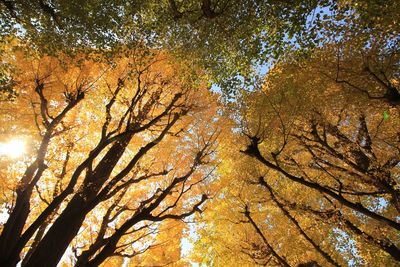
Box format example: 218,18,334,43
0,0,399,266
2,0,397,93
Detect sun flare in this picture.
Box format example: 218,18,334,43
0,139,26,158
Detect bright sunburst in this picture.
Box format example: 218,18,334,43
0,139,26,158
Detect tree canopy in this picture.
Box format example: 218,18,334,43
0,1,399,266
4,0,398,93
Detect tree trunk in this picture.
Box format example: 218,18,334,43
0,190,30,267
23,136,132,267
23,195,88,267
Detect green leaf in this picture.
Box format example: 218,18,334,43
383,111,390,121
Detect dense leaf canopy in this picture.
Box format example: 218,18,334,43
0,0,399,266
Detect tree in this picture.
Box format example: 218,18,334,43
0,49,220,266
192,35,400,266
1,2,399,266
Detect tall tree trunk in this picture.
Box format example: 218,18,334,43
21,207,58,266
23,195,88,267
23,136,132,267
0,89,82,266
0,162,45,267
0,190,31,266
